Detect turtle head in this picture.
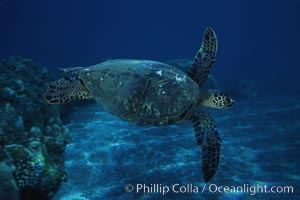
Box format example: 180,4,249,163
221,93,234,108
197,90,234,109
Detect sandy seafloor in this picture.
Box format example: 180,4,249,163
54,94,300,200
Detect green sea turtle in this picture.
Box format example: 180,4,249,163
44,27,234,182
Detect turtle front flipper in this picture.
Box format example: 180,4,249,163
190,109,221,182
188,27,217,86
44,76,92,104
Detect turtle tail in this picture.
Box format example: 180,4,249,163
44,76,92,104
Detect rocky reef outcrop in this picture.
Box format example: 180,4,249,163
0,56,70,199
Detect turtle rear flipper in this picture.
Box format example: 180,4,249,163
44,76,92,104
188,27,217,86
190,109,221,182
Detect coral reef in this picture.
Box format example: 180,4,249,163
0,161,19,200
0,56,69,199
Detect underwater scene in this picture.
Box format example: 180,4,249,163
0,0,299,200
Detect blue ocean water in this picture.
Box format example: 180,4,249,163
1,0,300,200
1,0,300,89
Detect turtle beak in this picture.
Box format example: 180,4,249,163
225,96,234,108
